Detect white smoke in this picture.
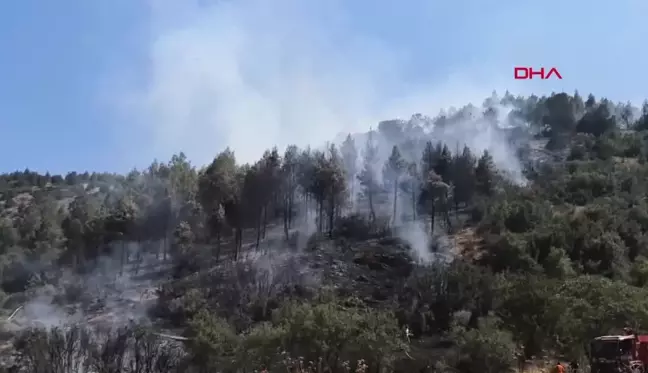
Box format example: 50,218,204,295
397,221,433,264
8,244,160,332
335,98,530,264
115,0,519,168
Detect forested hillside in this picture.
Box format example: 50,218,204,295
2,91,648,373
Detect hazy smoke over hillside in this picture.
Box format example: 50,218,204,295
341,101,528,187
122,0,519,167
110,0,540,275
8,248,159,332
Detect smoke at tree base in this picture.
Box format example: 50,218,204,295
395,222,453,265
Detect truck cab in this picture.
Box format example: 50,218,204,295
590,335,647,373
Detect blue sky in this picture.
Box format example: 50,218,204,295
0,0,646,174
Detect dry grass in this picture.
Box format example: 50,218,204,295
516,360,575,373
518,366,548,373
255,356,370,373
452,227,484,261
268,359,553,373
613,156,640,169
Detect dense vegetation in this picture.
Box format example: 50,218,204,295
2,91,648,372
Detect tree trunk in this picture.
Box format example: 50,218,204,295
215,230,221,262
288,191,294,229
328,198,335,237
444,208,453,232
256,213,262,249
162,232,168,262
304,195,310,224
262,205,268,239
430,204,436,235
368,190,376,222
392,182,398,225
234,227,242,261
135,249,142,275
283,198,290,240
411,189,416,221
120,240,125,277
442,193,452,232
350,180,355,212
238,228,242,254
318,200,324,233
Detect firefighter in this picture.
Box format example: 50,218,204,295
404,325,412,343
551,361,565,373
569,359,579,373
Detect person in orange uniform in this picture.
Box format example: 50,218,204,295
552,361,565,373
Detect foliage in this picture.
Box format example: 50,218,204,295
185,299,406,372
4,92,648,372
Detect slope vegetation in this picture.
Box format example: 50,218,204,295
1,92,648,372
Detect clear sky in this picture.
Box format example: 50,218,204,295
0,0,646,174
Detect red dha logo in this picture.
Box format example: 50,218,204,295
514,67,562,80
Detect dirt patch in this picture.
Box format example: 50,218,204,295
613,156,640,168
571,205,586,218
452,228,483,261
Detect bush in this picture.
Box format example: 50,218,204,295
335,214,373,240
185,299,408,373
268,300,407,371
441,316,518,373
186,311,241,371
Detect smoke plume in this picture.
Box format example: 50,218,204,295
117,0,519,167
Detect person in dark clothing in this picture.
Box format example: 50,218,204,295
569,360,579,373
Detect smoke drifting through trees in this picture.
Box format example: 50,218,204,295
4,90,647,371
0,92,558,333
329,96,531,261
1,93,519,340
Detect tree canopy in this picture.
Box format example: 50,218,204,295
3,91,648,372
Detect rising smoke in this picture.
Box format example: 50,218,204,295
115,0,522,168
6,0,648,369
5,0,551,347
334,98,532,264
9,246,162,332
14,5,534,332
113,0,531,270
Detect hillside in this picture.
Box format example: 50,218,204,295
1,91,648,373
